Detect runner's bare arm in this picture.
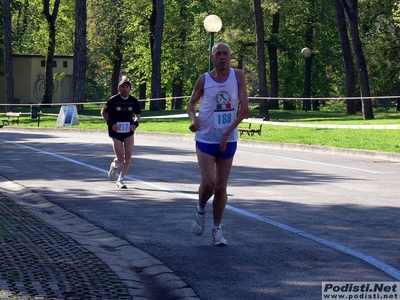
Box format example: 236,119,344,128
187,75,205,132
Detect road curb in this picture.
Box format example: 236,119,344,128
0,176,200,300
3,126,400,162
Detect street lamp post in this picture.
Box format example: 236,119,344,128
301,47,312,112
203,15,222,71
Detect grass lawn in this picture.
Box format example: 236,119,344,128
3,103,400,154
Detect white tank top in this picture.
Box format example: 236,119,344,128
195,68,239,144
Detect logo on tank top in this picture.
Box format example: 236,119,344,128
215,91,231,110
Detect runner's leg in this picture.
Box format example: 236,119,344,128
112,138,124,166
120,135,134,177
212,156,233,226
196,147,216,209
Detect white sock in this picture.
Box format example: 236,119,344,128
213,225,221,230
197,204,206,213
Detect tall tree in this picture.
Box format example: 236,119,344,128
267,10,280,110
171,1,188,110
2,0,14,111
42,0,61,104
364,0,400,107
110,12,124,94
253,0,269,120
303,0,315,112
149,0,164,111
334,0,356,115
339,0,374,120
86,0,125,100
73,0,87,111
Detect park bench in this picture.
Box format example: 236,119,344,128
2,112,21,126
238,118,264,136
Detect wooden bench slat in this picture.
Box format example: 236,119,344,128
2,112,21,126
238,118,263,136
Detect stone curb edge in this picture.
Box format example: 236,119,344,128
0,176,200,300
3,126,400,162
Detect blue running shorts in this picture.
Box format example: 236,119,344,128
196,141,237,159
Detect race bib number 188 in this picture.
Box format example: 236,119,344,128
214,110,235,129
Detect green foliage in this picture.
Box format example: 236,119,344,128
363,0,400,97
5,0,400,109
10,0,74,55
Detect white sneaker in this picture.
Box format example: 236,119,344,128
212,228,227,246
192,209,205,236
108,162,119,181
116,179,127,189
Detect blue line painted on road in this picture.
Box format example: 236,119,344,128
1,139,196,200
226,205,400,280
2,137,400,280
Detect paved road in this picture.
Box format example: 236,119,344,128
1,128,400,300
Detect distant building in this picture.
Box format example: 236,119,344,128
0,54,73,105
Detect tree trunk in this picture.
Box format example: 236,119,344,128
139,74,146,110
334,0,356,115
171,3,187,111
111,2,124,95
268,11,280,110
42,0,61,104
111,32,123,95
303,56,312,112
2,0,15,112
253,0,269,120
172,78,183,110
73,0,87,112
340,0,374,120
149,0,164,111
303,13,314,112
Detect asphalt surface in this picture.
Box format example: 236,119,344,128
0,166,198,300
0,128,200,300
1,127,400,300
